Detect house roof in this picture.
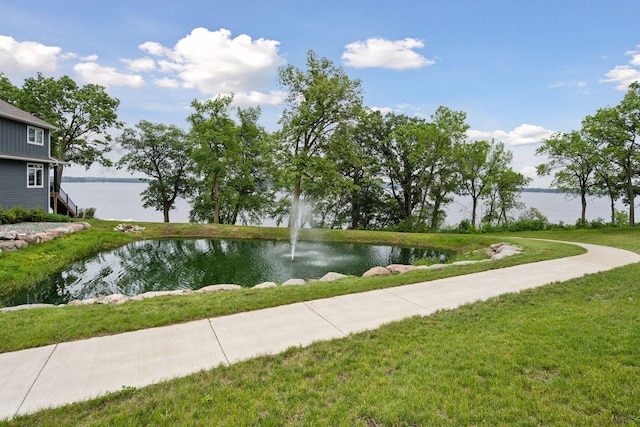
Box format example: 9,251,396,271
0,99,57,130
0,152,63,164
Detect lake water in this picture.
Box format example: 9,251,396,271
63,182,628,226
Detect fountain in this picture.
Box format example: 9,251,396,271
289,196,303,261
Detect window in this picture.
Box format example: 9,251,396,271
27,126,44,145
27,163,44,188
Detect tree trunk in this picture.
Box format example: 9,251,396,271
471,196,478,228
627,176,635,226
213,174,220,224
609,194,616,225
580,190,587,224
55,163,65,191
163,203,170,223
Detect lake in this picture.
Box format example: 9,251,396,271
62,182,627,226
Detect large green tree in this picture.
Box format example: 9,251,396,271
456,140,511,228
277,50,363,228
12,73,121,185
583,82,640,226
117,120,195,223
536,130,598,223
188,96,273,224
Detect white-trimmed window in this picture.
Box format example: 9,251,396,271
27,126,44,146
27,163,44,188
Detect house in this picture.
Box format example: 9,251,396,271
0,99,77,216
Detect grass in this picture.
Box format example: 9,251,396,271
4,226,640,425
0,221,582,353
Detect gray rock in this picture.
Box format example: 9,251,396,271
196,284,242,293
0,231,17,240
253,281,277,289
132,290,192,300
282,278,306,286
319,272,348,282
95,294,131,304
386,264,417,273
362,266,391,278
0,303,58,312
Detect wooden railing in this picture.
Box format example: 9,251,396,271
50,186,78,217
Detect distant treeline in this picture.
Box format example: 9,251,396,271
62,177,149,183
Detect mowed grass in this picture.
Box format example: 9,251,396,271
0,221,581,353
5,229,640,425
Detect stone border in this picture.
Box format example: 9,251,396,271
0,222,92,252
1,242,523,312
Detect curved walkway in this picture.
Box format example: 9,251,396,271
1,240,639,420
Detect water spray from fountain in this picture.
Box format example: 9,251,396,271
289,197,306,262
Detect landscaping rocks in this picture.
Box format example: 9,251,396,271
386,264,417,273
113,223,146,233
362,266,392,278
253,281,277,289
282,278,306,286
196,284,243,293
319,272,348,282
0,222,92,252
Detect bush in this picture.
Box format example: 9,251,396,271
78,207,96,219
0,206,71,224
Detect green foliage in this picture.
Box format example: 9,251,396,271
78,207,97,219
11,73,122,184
117,120,195,223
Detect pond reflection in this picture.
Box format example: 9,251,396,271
5,239,450,306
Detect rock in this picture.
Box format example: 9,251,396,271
131,290,191,301
362,266,391,278
450,260,481,266
0,241,15,251
95,294,131,304
253,281,277,289
14,240,28,250
282,278,306,286
0,303,58,312
386,264,417,273
0,231,17,240
427,264,449,269
415,265,431,270
37,232,55,243
196,284,242,293
19,234,44,244
66,300,85,306
319,272,348,282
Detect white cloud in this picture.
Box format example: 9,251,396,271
0,35,61,76
467,124,554,146
123,57,155,72
136,27,284,104
549,80,590,94
520,165,539,179
602,45,640,90
74,62,145,88
154,77,181,88
342,37,434,70
233,90,287,107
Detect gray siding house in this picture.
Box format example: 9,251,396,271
0,99,76,215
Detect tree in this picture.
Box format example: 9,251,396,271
188,96,238,224
326,109,386,229
536,130,598,223
583,82,640,226
483,169,531,226
14,73,121,186
456,140,511,228
277,50,363,229
0,73,20,104
117,120,195,223
414,106,468,230
188,97,274,225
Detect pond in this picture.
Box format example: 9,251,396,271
4,238,451,306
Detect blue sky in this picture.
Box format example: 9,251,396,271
1,0,639,186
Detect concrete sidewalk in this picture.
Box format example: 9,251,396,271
2,240,639,419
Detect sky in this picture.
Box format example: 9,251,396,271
1,0,639,187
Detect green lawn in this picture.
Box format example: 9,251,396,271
2,224,640,425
